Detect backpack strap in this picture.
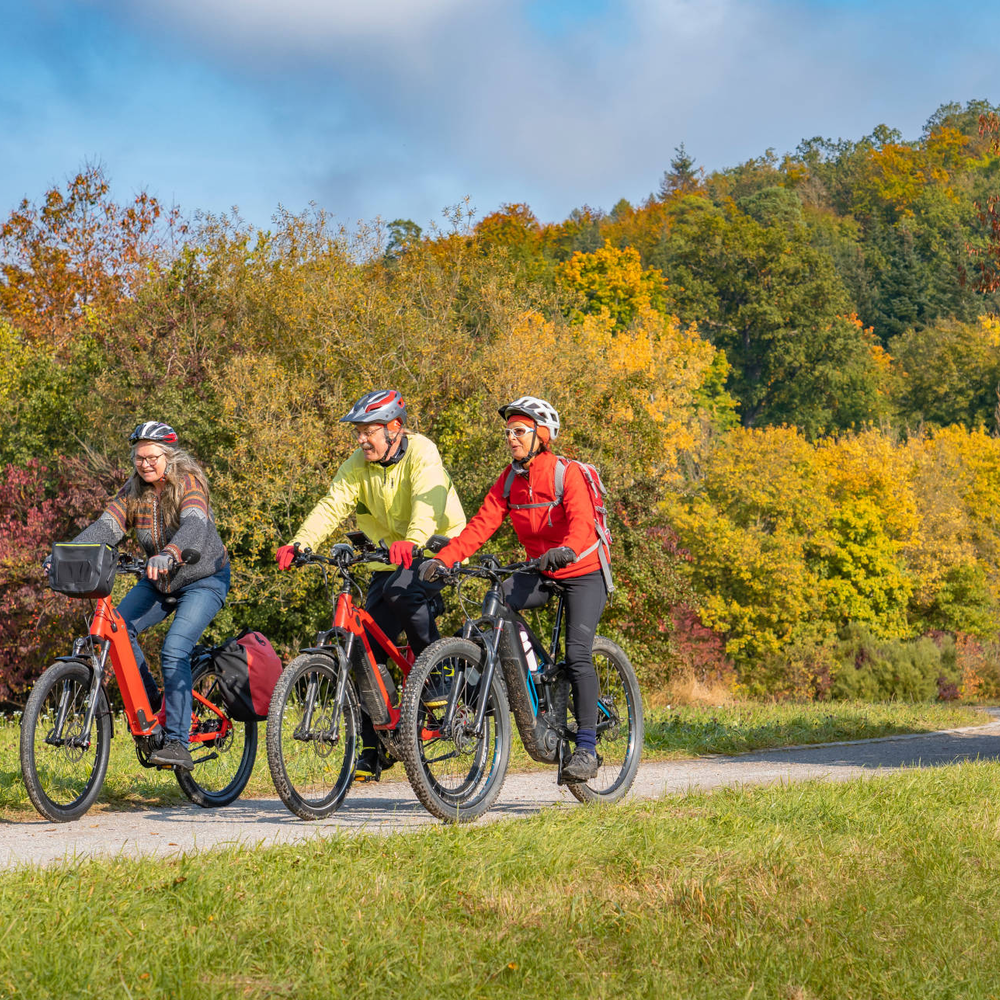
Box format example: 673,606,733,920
505,458,615,593
504,463,561,518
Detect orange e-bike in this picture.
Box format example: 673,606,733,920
19,544,257,822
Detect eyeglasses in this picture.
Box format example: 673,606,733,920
503,426,535,440
354,424,386,441
134,454,164,467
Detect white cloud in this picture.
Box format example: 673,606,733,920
80,0,1000,224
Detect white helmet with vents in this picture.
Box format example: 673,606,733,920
498,396,560,439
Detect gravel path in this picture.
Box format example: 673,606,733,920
7,717,1000,870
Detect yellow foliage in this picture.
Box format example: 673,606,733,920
979,313,1000,347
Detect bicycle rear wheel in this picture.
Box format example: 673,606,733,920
20,660,113,822
568,636,643,804
175,657,258,808
399,637,511,823
266,652,359,820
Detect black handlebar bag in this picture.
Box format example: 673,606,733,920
48,543,117,599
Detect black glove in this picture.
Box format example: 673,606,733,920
425,535,451,554
419,558,447,582
42,553,53,575
539,546,576,572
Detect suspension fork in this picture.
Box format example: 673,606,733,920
66,639,110,749
469,627,504,736
296,640,353,742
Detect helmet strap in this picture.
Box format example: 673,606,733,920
518,427,543,465
377,424,406,466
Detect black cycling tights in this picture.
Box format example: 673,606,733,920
502,569,607,732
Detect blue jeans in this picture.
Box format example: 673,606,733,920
116,566,231,743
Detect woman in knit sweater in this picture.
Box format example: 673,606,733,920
71,421,230,771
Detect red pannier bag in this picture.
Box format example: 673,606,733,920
210,629,283,722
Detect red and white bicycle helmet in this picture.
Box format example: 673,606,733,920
498,396,560,440
128,421,178,444
340,390,407,425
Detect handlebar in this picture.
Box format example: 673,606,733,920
292,544,392,571
435,555,540,585
116,547,201,577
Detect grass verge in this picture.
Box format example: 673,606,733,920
0,700,989,819
3,761,1000,998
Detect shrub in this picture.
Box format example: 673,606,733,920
829,624,959,701
0,458,110,703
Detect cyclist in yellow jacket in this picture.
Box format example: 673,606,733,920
275,389,466,781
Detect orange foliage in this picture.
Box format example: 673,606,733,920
0,165,183,349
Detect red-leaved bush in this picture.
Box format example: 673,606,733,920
0,459,110,704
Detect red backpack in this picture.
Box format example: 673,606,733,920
502,457,614,593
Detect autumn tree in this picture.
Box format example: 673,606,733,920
0,164,183,350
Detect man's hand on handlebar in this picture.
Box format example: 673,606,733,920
389,540,418,569
275,543,300,570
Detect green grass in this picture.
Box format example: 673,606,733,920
0,700,989,819
4,761,1000,997
642,699,989,756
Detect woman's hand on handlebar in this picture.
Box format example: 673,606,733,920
418,558,449,583
146,552,175,581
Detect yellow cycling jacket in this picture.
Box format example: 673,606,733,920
291,433,466,568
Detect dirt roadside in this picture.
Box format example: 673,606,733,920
6,716,1000,869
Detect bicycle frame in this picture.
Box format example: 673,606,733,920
294,550,415,732
437,560,569,766
55,579,230,753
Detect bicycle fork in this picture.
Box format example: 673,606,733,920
49,639,111,750
294,645,352,745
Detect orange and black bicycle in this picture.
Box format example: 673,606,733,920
265,534,510,820
19,544,257,822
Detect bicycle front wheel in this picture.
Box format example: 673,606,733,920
568,636,643,805
20,660,113,822
266,652,359,820
175,657,258,808
399,637,511,823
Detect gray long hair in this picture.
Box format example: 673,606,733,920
125,442,211,530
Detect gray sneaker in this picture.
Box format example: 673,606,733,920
562,748,599,783
150,739,194,771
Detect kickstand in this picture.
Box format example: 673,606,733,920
556,736,567,786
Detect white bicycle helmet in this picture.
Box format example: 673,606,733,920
498,396,560,439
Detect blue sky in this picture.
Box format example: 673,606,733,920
1,0,998,234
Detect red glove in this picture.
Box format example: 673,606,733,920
389,540,417,568
275,544,298,570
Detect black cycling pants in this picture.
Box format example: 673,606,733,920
502,568,607,732
358,558,444,757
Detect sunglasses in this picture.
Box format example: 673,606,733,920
503,426,535,440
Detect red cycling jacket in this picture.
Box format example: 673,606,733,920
435,449,603,579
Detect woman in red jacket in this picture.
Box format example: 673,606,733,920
420,396,608,782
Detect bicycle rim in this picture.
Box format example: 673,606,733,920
20,661,112,822
266,653,357,820
401,638,510,823
175,661,258,808
568,637,643,804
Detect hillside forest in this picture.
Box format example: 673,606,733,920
3,99,1000,705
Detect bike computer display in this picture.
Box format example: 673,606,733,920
345,530,376,552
